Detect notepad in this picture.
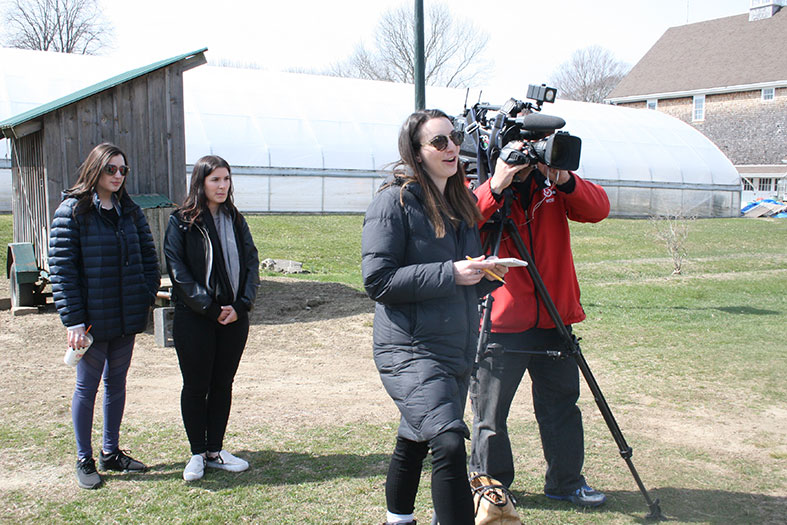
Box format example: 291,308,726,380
491,257,528,267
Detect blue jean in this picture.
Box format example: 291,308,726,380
469,328,586,495
72,334,135,459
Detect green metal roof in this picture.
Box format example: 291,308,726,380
0,47,207,132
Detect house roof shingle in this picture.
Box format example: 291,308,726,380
607,10,787,100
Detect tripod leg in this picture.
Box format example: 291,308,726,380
573,350,664,520
499,216,664,520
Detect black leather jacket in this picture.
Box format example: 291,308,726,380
163,208,259,320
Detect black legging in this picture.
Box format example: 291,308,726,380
173,305,249,455
386,431,474,525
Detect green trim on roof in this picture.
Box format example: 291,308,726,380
0,47,207,131
130,193,176,209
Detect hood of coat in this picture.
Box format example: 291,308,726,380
381,173,427,203
60,190,135,217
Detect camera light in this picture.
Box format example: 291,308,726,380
527,84,558,106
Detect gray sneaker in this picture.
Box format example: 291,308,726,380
205,450,249,472
183,454,206,481
75,457,102,489
546,483,607,507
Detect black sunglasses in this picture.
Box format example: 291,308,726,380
103,164,130,176
421,130,464,151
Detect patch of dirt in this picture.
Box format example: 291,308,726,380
0,275,401,492
0,276,403,433
0,272,540,481
4,275,784,506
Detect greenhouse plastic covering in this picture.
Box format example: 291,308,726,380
0,47,740,216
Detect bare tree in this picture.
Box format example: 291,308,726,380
3,0,111,55
650,213,695,275
549,45,629,103
326,3,490,88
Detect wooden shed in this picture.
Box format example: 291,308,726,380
0,48,207,307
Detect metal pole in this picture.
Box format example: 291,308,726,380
414,0,425,110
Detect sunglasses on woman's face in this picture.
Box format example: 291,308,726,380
421,130,464,151
103,164,130,176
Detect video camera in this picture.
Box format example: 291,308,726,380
455,84,582,185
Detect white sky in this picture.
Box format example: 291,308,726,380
99,0,751,92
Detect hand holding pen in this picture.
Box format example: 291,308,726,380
453,255,508,286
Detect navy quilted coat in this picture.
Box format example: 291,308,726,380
49,193,160,342
361,178,498,442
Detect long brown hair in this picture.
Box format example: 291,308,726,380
179,155,239,226
66,143,129,216
387,109,482,238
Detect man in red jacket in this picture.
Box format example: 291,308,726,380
469,149,610,507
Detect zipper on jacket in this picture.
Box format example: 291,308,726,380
97,204,128,336
196,222,213,296
104,214,126,337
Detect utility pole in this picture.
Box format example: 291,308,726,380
414,0,425,110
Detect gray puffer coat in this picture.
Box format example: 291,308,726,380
361,177,498,442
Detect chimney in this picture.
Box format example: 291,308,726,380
749,0,786,21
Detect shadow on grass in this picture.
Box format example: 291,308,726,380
117,448,389,486
585,302,781,316
95,468,787,523
512,487,787,524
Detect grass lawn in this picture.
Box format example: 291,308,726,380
0,212,785,524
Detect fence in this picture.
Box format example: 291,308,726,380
0,162,746,217
207,166,384,214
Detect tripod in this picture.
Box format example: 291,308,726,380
475,187,664,520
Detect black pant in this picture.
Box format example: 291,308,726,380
386,431,474,525
469,329,585,495
173,305,249,455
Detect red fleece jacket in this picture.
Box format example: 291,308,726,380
474,173,609,332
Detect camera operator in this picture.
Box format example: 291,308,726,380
469,141,611,507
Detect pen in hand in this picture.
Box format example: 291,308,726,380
466,256,505,284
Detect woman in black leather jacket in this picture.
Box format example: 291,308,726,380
163,155,259,481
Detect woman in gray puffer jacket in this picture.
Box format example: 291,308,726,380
362,109,508,525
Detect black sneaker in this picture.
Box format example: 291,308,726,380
76,457,102,489
99,449,148,473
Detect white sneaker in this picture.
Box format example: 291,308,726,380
183,454,205,481
205,450,249,472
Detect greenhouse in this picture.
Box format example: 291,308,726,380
0,47,740,217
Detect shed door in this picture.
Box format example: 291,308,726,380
11,132,50,271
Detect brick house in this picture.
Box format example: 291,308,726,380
605,0,787,204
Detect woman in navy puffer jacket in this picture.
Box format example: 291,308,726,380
49,143,159,490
